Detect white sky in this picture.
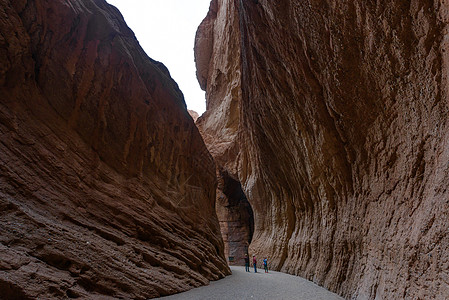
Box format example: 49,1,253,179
106,0,211,114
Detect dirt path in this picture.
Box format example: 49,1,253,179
159,266,344,300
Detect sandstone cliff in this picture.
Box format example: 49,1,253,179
195,0,449,298
0,0,230,298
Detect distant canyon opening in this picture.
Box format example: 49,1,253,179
216,170,254,266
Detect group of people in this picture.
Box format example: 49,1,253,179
244,254,268,273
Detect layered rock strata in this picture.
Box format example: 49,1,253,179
195,0,449,299
0,0,230,298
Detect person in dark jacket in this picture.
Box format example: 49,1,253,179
244,254,250,272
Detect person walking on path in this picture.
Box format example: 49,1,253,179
244,254,250,272
263,257,268,273
253,255,257,273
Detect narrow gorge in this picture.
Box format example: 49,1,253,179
0,0,448,299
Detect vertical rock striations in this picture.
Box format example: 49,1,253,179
195,0,449,299
0,0,230,299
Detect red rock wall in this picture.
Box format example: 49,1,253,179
195,0,449,298
0,0,230,298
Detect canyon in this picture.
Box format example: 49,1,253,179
0,0,229,299
1,0,448,299
195,0,449,299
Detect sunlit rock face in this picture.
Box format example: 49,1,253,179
195,0,449,298
0,0,230,298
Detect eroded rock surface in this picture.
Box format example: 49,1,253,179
0,0,230,298
195,0,449,299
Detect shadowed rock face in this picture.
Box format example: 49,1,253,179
195,0,449,299
0,0,230,298
216,169,254,265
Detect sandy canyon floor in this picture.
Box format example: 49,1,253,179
160,266,344,300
